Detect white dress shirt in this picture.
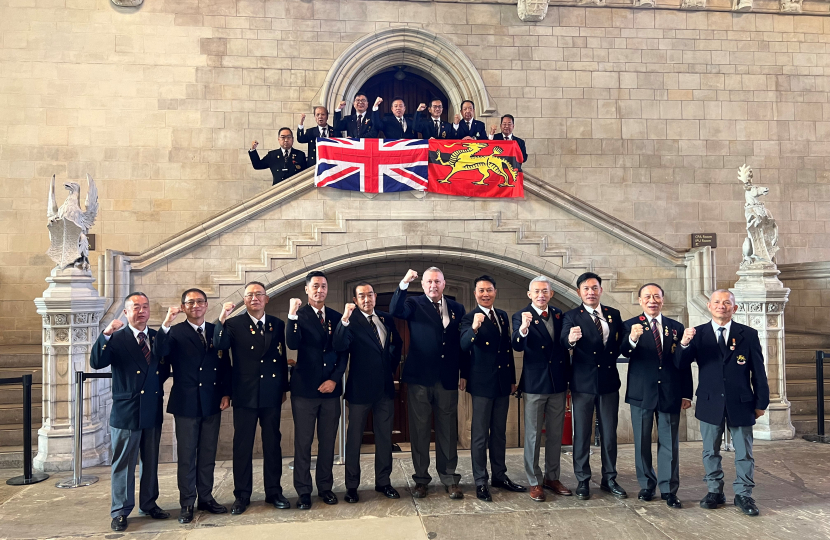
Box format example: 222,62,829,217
584,303,609,346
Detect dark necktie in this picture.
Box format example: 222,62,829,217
592,310,603,336
368,315,382,347
399,117,405,131
651,318,663,360
317,309,325,327
467,121,472,133
357,114,363,135
138,331,151,364
717,327,728,357
489,309,498,332
434,119,440,133
257,320,264,337
321,127,327,138
433,301,441,317
196,326,207,351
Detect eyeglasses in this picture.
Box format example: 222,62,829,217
183,300,207,307
244,292,267,299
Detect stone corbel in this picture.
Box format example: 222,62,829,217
780,0,802,12
111,0,143,6
733,0,752,10
681,0,706,8
633,0,655,7
517,0,549,22
578,0,606,5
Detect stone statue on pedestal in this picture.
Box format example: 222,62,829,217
46,174,98,271
738,164,778,269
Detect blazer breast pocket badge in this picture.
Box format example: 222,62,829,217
736,354,747,365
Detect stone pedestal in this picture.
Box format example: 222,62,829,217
731,266,796,441
33,268,110,472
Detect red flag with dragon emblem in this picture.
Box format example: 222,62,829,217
427,140,524,198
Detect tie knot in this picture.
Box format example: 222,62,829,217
138,331,146,340
718,327,724,335
541,310,548,318
196,327,203,334
593,310,600,317
257,321,264,329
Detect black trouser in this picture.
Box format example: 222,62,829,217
174,413,221,507
345,398,394,489
572,391,619,483
408,382,461,487
470,394,509,487
232,406,282,500
291,395,341,496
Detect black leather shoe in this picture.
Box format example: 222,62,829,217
111,516,127,531
476,485,492,502
734,494,760,516
144,506,170,519
663,493,682,509
319,490,338,505
178,506,194,524
575,480,590,500
491,476,528,493
700,492,725,510
344,488,359,503
297,494,312,510
197,499,227,514
375,485,400,499
600,479,628,499
265,493,291,509
638,489,655,501
230,498,249,515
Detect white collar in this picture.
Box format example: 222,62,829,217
128,324,149,339
187,320,205,333
478,305,495,315
645,313,662,326
531,304,549,316
248,312,266,326
583,303,603,315
361,310,378,319
711,319,732,334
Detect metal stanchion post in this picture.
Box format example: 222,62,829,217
334,373,346,465
7,374,49,486
56,371,99,488
803,351,830,444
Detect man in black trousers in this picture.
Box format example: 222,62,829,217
390,267,466,500
286,271,348,510
91,292,169,532
155,288,232,523
620,283,692,509
333,282,403,503
460,275,526,502
561,272,627,500
214,281,290,514
248,128,307,186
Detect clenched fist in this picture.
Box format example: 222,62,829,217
490,125,497,135
103,318,124,336
219,302,235,323
300,113,306,125
454,113,461,124
403,269,419,284
417,103,426,112
568,326,583,344
374,96,383,108
630,323,644,343
472,312,486,331
250,140,258,151
342,303,356,322
681,327,696,346
338,100,347,110
520,311,533,332
289,298,302,316
163,306,182,328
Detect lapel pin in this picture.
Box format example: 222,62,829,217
664,326,669,337
555,313,560,319
730,337,736,350
277,343,282,354
534,320,539,325
736,354,746,365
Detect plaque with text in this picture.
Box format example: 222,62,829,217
691,233,717,248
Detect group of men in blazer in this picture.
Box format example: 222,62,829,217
93,267,769,531
247,94,528,185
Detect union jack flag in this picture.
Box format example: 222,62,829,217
315,138,429,193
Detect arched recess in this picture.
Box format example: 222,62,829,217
317,27,496,117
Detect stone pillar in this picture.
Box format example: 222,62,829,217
731,267,795,441
33,268,110,472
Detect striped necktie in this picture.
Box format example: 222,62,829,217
138,332,151,364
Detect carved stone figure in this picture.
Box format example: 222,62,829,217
681,0,706,7
738,164,778,269
780,0,802,12
517,0,549,22
46,174,99,271
633,0,655,7
733,0,752,10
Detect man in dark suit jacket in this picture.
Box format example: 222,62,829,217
411,99,453,139
333,282,403,504
248,128,307,186
490,114,528,163
296,107,335,168
390,267,466,499
677,289,770,517
370,96,416,139
285,271,348,510
213,281,290,514
460,275,526,502
90,292,169,532
333,93,378,138
561,272,627,501
620,283,692,510
512,277,571,502
154,288,231,523
452,99,488,140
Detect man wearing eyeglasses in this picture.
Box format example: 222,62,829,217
412,99,453,140
214,282,290,515
333,94,378,138
154,288,232,524
249,128,307,186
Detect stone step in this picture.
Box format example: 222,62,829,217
0,384,42,405
0,446,37,470
787,380,830,397
0,367,42,384
791,414,830,435
786,349,830,365
0,345,41,369
0,403,42,425
786,363,830,380
790,397,830,416
0,424,39,448
786,332,830,350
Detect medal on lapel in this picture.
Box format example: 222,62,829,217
736,354,746,365
664,326,669,337
534,319,539,325
328,320,332,335
250,325,255,335
218,351,223,359
555,313,560,319
730,338,736,351
672,329,677,341
277,343,282,354
639,316,649,332
607,315,612,323
671,343,677,354
451,311,455,320
269,323,273,332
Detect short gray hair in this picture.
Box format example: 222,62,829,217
529,276,554,291
709,289,736,302
423,266,444,278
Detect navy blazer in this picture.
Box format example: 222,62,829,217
389,287,467,391
411,112,453,140
677,321,770,427
560,305,625,395
620,314,693,414
153,321,231,418
296,124,334,167
249,148,307,185
333,110,378,138
90,326,164,431
213,312,289,409
333,310,402,405
492,133,528,163
460,307,515,399
285,304,348,399
511,304,568,395
454,119,488,140
371,111,416,139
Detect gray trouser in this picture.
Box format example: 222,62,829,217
523,392,566,486
700,419,755,497
174,413,221,507
408,382,461,486
291,395,341,496
345,398,394,489
110,425,162,518
572,391,618,483
630,405,680,495
471,394,509,487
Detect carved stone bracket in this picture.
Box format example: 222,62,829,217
634,0,655,7
518,0,549,22
733,0,753,10
781,0,803,12
682,0,706,8
110,0,143,6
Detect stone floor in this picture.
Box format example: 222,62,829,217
0,439,829,540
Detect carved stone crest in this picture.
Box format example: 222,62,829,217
738,164,779,269
46,174,98,271
780,0,802,12
517,0,548,22
733,0,752,10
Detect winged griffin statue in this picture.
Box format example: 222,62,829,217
46,174,99,271
738,164,779,268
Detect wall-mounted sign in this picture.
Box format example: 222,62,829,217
691,233,717,248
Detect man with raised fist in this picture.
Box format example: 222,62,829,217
91,292,169,532
333,282,402,504
213,281,289,515
285,271,348,510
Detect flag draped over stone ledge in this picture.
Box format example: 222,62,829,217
315,138,524,198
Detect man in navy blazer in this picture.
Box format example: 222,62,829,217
452,100,488,140
561,272,627,500
489,114,528,163
620,283,692,509
371,96,416,139
91,292,169,532
154,288,231,523
460,275,526,502
296,107,335,168
390,267,467,499
285,271,348,510
248,128,307,186
512,277,572,502
333,282,403,504
411,99,453,139
333,94,378,138
677,289,770,517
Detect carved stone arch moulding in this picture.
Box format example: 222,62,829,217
318,27,496,117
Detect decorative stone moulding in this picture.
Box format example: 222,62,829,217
780,0,802,12
518,0,549,22
633,0,656,7
682,0,707,8
111,0,143,5
733,0,753,10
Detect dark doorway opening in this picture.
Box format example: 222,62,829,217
361,67,451,136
